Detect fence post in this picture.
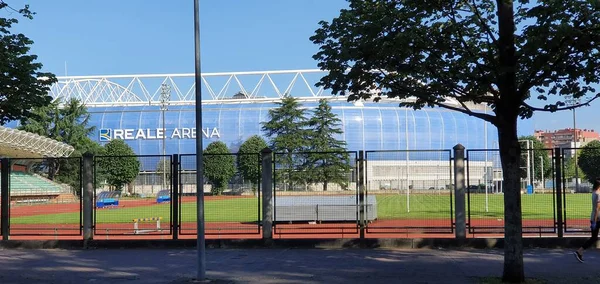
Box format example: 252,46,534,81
358,151,365,239
453,144,466,239
172,154,179,240
261,148,273,240
82,152,94,243
554,147,564,238
1,158,9,240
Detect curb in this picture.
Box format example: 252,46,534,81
0,237,590,250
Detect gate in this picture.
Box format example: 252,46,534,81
466,148,557,235
562,147,598,234
272,151,359,236
93,155,172,236
8,157,83,236
178,153,261,236
364,150,454,235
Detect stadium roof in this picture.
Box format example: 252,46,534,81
47,69,490,112
0,126,75,158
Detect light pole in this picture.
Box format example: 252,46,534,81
540,156,544,190
193,0,206,281
160,83,171,190
518,139,532,190
566,95,580,192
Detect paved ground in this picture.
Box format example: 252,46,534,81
0,247,599,283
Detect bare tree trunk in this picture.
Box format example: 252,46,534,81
48,159,60,181
496,0,525,282
498,121,525,283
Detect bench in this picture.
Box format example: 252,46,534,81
132,217,162,234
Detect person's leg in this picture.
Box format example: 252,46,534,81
575,224,600,262
581,225,599,250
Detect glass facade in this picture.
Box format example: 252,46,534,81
5,100,497,169
81,101,496,155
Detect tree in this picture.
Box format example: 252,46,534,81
578,140,600,184
261,95,311,190
203,141,236,195
518,136,551,186
305,99,351,191
156,157,171,188
98,139,140,191
564,153,586,186
237,135,268,192
19,98,98,176
19,98,102,195
0,3,56,125
310,1,600,281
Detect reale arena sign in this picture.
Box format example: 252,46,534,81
98,127,220,142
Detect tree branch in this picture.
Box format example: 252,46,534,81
0,1,18,13
384,78,497,124
447,2,497,82
435,100,497,124
466,0,498,46
522,94,600,112
517,24,579,96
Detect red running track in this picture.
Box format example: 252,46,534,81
4,197,592,240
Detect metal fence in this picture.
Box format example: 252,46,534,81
93,155,172,236
0,144,597,241
365,150,454,234
562,147,598,234
273,151,359,236
8,157,82,236
466,148,557,235
178,153,261,236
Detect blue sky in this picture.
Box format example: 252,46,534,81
5,0,598,136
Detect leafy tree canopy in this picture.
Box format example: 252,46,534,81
261,95,311,189
261,95,310,153
18,98,101,194
203,141,236,196
0,2,56,125
98,139,140,191
237,135,268,189
578,140,600,184
305,99,351,190
310,0,600,281
518,136,551,183
311,0,600,120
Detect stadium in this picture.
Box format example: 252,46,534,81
0,125,77,212
23,69,500,193
0,70,580,239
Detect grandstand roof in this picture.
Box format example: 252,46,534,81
0,126,75,158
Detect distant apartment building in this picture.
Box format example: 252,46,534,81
534,128,600,152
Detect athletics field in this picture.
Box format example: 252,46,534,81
6,193,594,239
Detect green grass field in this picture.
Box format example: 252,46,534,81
9,193,593,225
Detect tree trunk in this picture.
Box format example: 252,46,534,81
495,0,525,281
48,159,60,181
498,121,525,283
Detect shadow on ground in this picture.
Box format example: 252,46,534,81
0,247,598,284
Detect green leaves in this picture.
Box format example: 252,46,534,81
98,139,140,191
310,0,600,122
203,141,236,196
304,99,352,190
237,135,267,189
578,140,600,184
0,3,55,125
518,136,552,182
262,98,351,190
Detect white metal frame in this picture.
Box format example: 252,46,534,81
0,126,74,158
48,69,487,110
